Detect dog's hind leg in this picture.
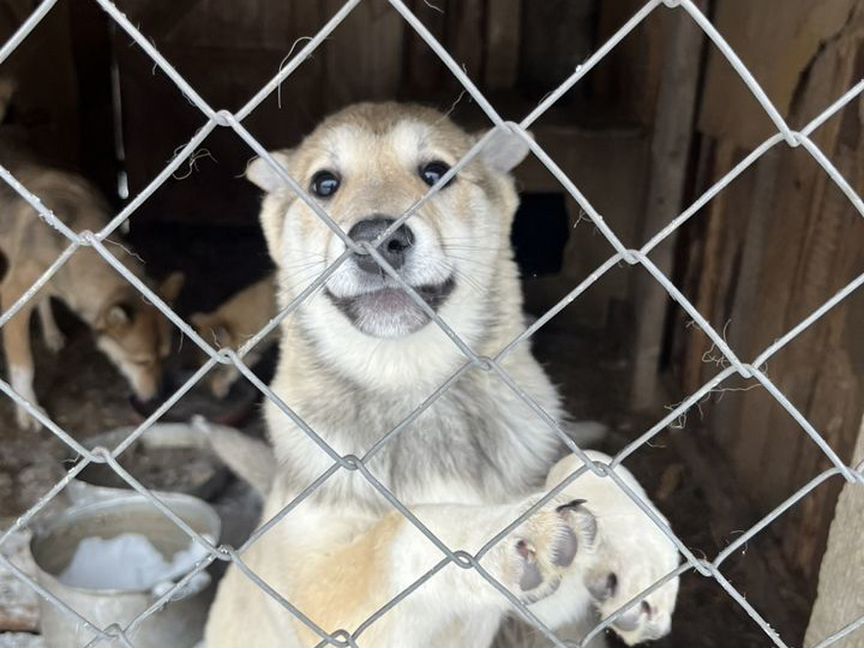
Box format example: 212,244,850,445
38,298,64,352
1,276,41,430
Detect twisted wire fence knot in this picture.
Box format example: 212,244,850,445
502,120,525,137
103,624,126,640
340,454,362,471
587,460,610,478
214,544,235,561
474,355,494,372
78,229,98,246
216,347,237,365
735,363,756,380
214,110,234,127
621,249,641,265
328,629,354,647
452,550,476,569
88,445,113,465
786,130,805,148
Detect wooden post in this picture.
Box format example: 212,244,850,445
629,4,707,410
804,415,864,647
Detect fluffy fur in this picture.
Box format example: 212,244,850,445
191,273,279,398
204,103,678,647
0,76,183,429
0,166,184,429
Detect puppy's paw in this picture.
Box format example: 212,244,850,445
547,451,680,644
587,557,677,645
491,497,596,604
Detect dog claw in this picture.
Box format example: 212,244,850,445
556,498,587,513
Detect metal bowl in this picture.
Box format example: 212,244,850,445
68,423,231,504
30,493,221,648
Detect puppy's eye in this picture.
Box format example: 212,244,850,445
310,170,340,198
419,161,454,188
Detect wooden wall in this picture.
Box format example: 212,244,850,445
0,2,75,158
109,0,599,226
670,0,864,596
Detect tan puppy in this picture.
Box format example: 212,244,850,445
190,273,278,398
204,103,678,648
0,166,183,429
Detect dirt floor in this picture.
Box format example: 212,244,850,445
531,321,810,648
0,273,810,647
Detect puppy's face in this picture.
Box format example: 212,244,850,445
95,272,184,402
250,103,529,341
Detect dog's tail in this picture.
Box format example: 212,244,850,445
192,417,276,497
562,419,608,447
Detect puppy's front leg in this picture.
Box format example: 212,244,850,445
374,496,596,646
38,298,65,352
1,286,40,430
261,497,596,648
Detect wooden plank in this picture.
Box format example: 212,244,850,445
484,0,521,90
444,0,484,83
324,0,404,108
681,141,735,395
112,1,328,225
518,0,595,99
402,0,448,100
592,0,665,125
804,416,864,648
121,0,297,50
710,148,780,454
779,82,864,582
629,5,706,410
699,0,856,149
676,3,864,600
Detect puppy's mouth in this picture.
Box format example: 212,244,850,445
326,277,455,338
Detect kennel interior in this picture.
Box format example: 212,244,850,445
1,0,864,646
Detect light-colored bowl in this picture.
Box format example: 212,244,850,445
68,422,233,504
30,493,221,648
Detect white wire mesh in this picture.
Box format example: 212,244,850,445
0,1,862,647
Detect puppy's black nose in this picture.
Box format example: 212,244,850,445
348,217,415,273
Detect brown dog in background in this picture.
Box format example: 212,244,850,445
0,80,184,429
191,273,279,398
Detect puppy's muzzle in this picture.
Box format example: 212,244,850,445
348,216,415,273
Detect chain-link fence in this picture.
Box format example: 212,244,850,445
1,0,864,646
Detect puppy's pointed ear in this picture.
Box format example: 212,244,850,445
191,313,232,347
246,150,294,193
158,271,185,304
480,125,533,173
